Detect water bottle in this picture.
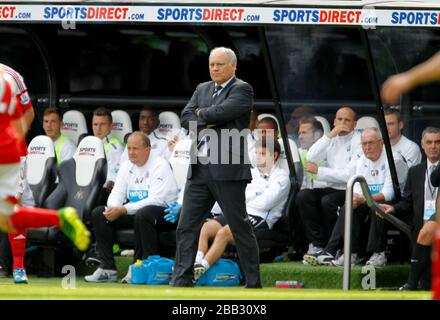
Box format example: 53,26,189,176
275,280,304,288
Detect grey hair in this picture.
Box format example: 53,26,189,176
422,126,440,141
128,131,151,147
210,47,237,66
362,127,382,139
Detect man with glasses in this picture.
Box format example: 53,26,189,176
380,127,440,290
304,128,408,268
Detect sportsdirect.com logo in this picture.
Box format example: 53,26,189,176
157,7,259,22
43,6,130,20
391,11,440,25
273,9,362,23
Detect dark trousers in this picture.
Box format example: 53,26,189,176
134,205,175,260
91,206,135,270
297,188,345,248
324,203,388,255
91,205,172,270
172,165,261,288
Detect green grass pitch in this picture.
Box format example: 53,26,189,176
0,277,431,300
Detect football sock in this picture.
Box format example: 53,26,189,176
8,230,27,270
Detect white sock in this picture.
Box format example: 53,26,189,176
201,259,210,271
196,251,205,264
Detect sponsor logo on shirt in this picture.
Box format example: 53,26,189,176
368,183,383,195
128,189,148,202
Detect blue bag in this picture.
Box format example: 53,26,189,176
131,255,175,285
195,259,242,287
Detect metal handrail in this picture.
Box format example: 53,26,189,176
343,175,412,290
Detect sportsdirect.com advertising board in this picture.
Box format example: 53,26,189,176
0,4,440,27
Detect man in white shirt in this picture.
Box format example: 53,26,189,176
92,107,124,197
193,137,290,280
119,107,172,164
385,108,421,169
248,116,300,174
297,107,361,255
305,128,406,267
85,132,178,283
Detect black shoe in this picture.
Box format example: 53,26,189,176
399,283,416,291
246,282,262,289
172,278,194,287
0,266,8,278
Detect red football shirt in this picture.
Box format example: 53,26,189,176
0,74,23,164
0,64,33,156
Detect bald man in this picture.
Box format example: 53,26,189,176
296,107,362,258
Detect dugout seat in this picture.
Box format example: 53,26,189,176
158,111,181,140
258,113,280,131
314,116,331,136
25,135,57,207
278,138,301,175
355,116,380,131
27,136,107,276
44,136,107,224
111,110,133,144
168,138,192,190
61,110,88,146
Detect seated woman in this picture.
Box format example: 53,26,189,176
193,136,290,280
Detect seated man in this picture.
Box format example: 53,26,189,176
85,132,178,283
92,107,124,195
285,106,316,143
119,107,176,165
297,117,325,190
194,137,290,280
385,108,421,169
304,128,407,267
298,107,361,256
43,107,76,165
248,116,300,174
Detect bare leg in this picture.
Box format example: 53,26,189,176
204,225,233,266
198,219,223,254
417,221,438,246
